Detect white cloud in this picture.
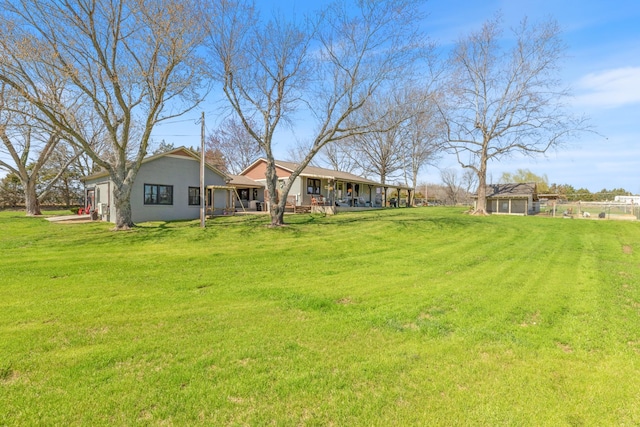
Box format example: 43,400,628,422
573,66,640,108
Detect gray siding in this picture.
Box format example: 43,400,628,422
85,154,229,223
131,155,227,223
82,179,114,222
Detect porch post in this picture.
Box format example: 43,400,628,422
329,179,334,207
204,186,208,218
350,182,354,206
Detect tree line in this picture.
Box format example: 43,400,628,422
0,0,588,228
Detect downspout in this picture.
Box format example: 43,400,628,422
107,181,111,222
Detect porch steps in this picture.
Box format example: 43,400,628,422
294,205,312,214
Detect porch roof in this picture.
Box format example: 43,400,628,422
269,159,388,187
228,175,265,188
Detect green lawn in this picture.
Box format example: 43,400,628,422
1,208,639,425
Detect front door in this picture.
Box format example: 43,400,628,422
86,189,95,210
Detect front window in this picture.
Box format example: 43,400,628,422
307,178,321,195
188,187,200,206
144,184,173,205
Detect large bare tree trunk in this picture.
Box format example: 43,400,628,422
473,166,488,215
24,179,41,216
112,183,134,230
264,158,286,227
272,206,285,227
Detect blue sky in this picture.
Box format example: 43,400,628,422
0,0,640,194
421,0,640,192
4,0,635,194
170,0,637,192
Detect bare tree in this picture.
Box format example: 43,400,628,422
319,140,358,173
344,91,409,185
0,0,206,229
342,83,444,200
343,87,443,206
38,143,86,208
285,141,321,166
0,84,82,215
204,148,227,173
417,181,447,205
205,0,425,226
440,168,462,206
400,89,444,204
206,116,263,174
439,15,589,214
461,168,477,204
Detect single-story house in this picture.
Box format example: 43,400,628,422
476,183,540,215
82,147,236,223
240,159,410,212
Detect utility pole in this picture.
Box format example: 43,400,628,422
200,111,205,228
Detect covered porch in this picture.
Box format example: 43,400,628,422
229,175,266,212
486,196,531,215
205,185,237,216
299,177,413,214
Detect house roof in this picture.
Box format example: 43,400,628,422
228,174,265,188
482,183,538,199
242,158,408,188
81,146,230,182
273,159,381,185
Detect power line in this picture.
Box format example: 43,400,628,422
155,118,199,125
152,134,199,137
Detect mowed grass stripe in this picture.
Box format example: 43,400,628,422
1,208,640,425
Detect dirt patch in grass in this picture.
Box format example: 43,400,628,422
0,367,20,384
556,342,573,353
623,245,633,255
520,311,541,327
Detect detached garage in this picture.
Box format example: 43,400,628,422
477,183,539,215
